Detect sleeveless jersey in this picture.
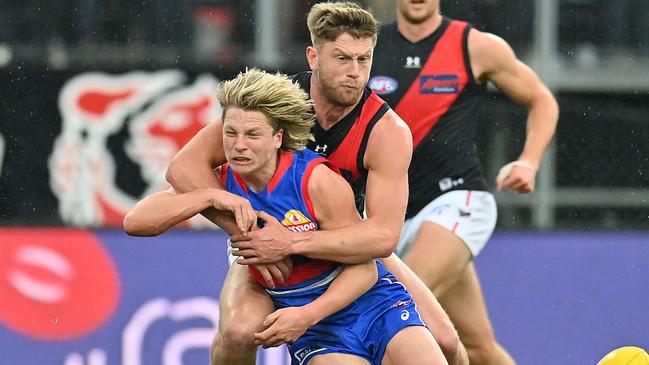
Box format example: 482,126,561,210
370,18,489,219
291,71,391,214
220,149,340,289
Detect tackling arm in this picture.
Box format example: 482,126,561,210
253,164,378,346
288,111,412,263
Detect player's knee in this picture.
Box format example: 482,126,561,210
210,328,257,364
219,322,257,348
435,326,462,361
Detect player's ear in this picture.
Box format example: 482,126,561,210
306,46,318,71
274,128,283,149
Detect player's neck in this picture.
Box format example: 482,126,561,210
397,13,442,43
238,154,279,193
310,75,358,131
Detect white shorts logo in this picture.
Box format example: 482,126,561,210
400,310,410,321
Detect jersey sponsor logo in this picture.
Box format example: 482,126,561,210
439,177,465,191
282,210,317,232
369,76,398,95
405,56,421,68
419,74,459,94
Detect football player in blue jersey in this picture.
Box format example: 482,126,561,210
124,68,447,365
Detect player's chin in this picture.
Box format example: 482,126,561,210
336,91,362,106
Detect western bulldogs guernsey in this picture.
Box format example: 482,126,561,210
370,18,489,219
220,149,340,289
291,71,390,215
221,148,426,365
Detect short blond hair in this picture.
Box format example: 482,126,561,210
217,68,315,151
307,1,378,47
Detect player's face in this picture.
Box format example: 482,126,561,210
312,33,374,107
396,0,439,24
222,107,282,185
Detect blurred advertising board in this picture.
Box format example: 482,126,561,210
0,227,288,365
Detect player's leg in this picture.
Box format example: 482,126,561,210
402,220,472,297
439,263,515,365
382,326,448,365
211,263,274,365
308,353,371,365
401,191,514,365
380,254,467,365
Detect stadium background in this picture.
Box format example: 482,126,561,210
0,0,647,364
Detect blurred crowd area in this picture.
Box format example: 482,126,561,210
1,0,649,69
0,0,647,229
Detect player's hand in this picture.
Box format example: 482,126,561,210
254,307,316,348
231,211,295,264
252,257,294,288
496,161,537,193
209,189,257,234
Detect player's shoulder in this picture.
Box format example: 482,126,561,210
308,160,348,194
366,107,412,157
467,27,517,76
468,27,514,58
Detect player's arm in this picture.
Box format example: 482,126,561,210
123,187,254,236
254,164,378,347
290,111,412,262
470,29,559,192
166,121,227,192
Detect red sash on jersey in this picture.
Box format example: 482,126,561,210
327,92,386,181
394,20,470,149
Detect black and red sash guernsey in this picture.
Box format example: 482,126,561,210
370,18,489,219
291,71,390,214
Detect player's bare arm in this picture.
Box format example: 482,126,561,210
469,29,559,193
123,185,292,286
253,164,378,347
166,121,227,192
123,188,253,236
232,111,412,264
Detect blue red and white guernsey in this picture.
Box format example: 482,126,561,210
370,18,489,219
291,71,391,215
220,148,426,365
220,148,340,289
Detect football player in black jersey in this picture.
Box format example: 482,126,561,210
166,2,467,365
368,1,559,365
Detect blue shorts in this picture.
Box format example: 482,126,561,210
270,262,426,365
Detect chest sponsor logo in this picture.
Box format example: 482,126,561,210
369,76,398,95
282,210,317,232
419,74,459,94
